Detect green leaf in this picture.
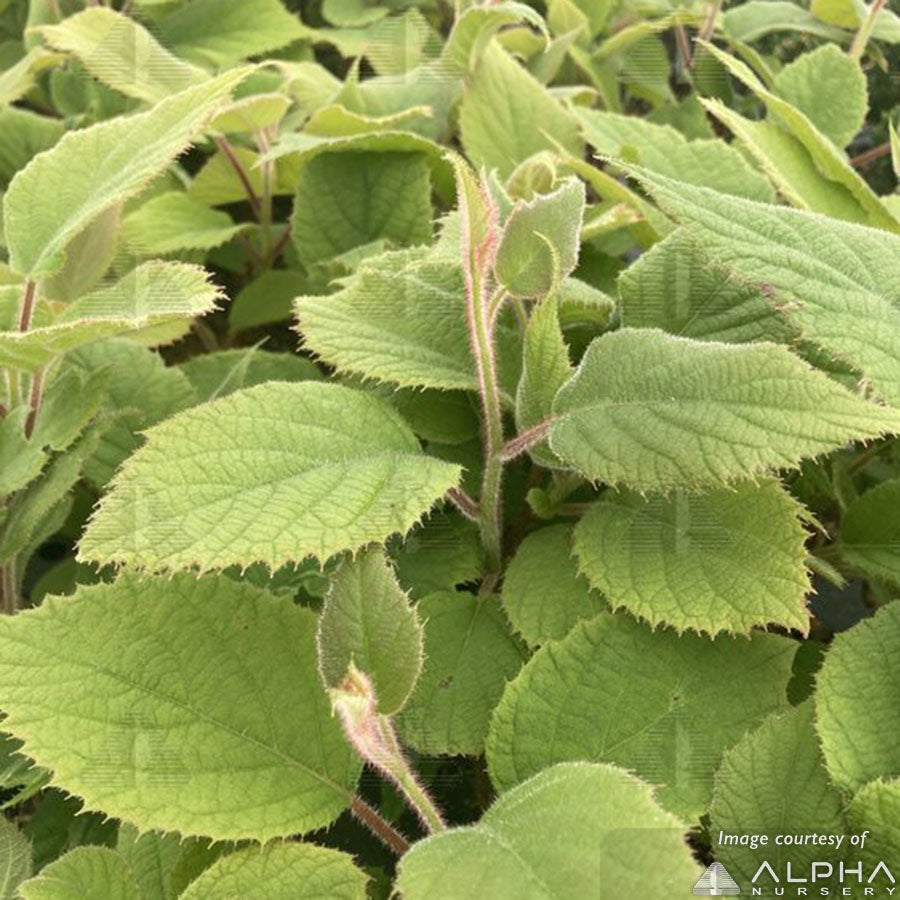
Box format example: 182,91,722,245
0,107,63,189
0,262,221,373
317,548,423,715
619,164,900,404
494,178,585,298
0,47,62,107
396,762,700,899
115,826,186,900
3,69,248,280
18,847,139,900
179,348,321,402
122,192,249,256
486,613,796,819
63,340,198,486
576,108,775,202
0,816,31,900
847,780,900,873
772,44,867,150
709,703,845,889
155,0,308,66
840,480,900,584
460,42,582,179
549,328,900,491
695,42,897,231
572,480,811,634
722,0,849,41
79,381,461,571
618,230,796,344
442,2,548,74
229,270,309,333
179,842,368,900
290,151,433,266
0,408,47,496
515,293,571,467
396,591,525,755
816,601,900,791
0,575,360,840
35,7,207,104
391,389,480,446
502,523,604,647
296,250,521,399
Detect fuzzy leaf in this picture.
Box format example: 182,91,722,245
577,108,774,202
460,42,582,179
78,382,461,571
396,592,525,755
296,250,521,399
179,842,368,900
155,0,308,66
229,270,309,333
0,816,31,900
122,192,249,256
772,44,867,150
572,481,811,634
494,178,585,298
709,703,845,888
290,152,432,267
442,2,547,73
722,0,848,40
620,164,900,404
0,107,63,189
618,230,795,344
696,42,897,230
396,762,700,899
35,7,207,103
486,613,796,819
501,523,604,647
18,847,139,900
0,575,360,840
0,262,221,373
3,69,247,280
847,780,900,873
549,328,900,491
317,548,423,715
816,601,900,791
840,480,900,584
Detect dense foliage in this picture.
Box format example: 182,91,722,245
0,0,899,896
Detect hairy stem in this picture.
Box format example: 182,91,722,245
18,280,36,333
447,486,480,522
255,128,275,259
1,562,19,616
849,0,887,60
499,418,555,462
215,136,262,217
850,141,891,168
349,796,411,855
24,367,45,438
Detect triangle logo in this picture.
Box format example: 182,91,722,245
693,861,741,895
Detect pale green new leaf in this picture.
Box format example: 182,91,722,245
122,192,249,256
576,108,774,202
709,703,845,887
0,816,31,900
772,44,867,150
618,165,900,405
840,480,900,584
396,592,525,755
502,523,604,647
3,69,248,279
618,230,795,344
0,47,63,107
18,847,139,900
494,177,585,298
179,843,368,900
179,348,321,402
317,548,423,715
696,42,897,230
115,826,185,900
0,107,63,189
516,293,571,467
290,151,433,266
816,601,900,791
296,251,521,400
573,481,811,634
397,762,700,899
0,575,360,840
0,262,221,373
79,382,461,571
442,2,547,74
486,613,796,818
549,328,900,491
155,0,309,66
722,1,848,41
460,42,582,179
0,409,46,496
209,93,290,134
35,8,207,104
